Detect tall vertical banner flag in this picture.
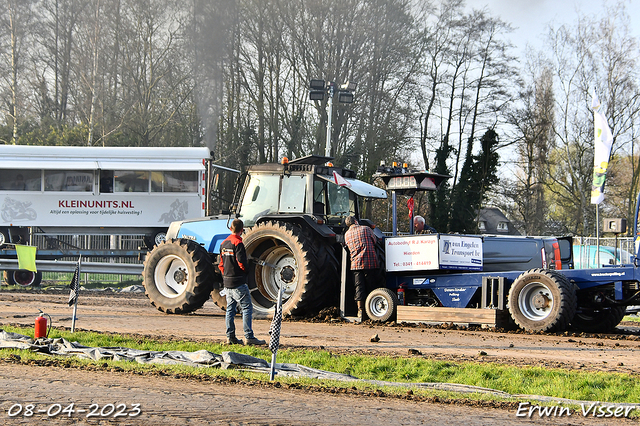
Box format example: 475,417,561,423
591,92,614,205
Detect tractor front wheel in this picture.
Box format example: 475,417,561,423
142,239,214,314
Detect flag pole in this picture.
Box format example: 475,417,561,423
596,205,601,267
590,90,613,267
71,255,81,333
269,285,284,381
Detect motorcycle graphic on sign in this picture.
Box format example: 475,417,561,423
2,197,37,222
158,199,188,224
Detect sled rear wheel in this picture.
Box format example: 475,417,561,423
571,306,626,333
508,269,576,332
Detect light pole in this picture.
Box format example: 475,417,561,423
309,79,357,157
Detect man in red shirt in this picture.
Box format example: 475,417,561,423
219,219,265,346
344,216,380,321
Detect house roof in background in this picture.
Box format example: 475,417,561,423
478,207,521,235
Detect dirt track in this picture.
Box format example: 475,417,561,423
1,290,640,424
3,290,640,373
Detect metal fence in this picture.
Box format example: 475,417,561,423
32,233,146,286
31,233,144,261
572,236,636,269
12,233,639,286
572,236,635,252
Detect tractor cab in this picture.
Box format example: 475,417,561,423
234,155,387,233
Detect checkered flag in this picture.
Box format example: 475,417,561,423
268,300,282,353
67,261,80,307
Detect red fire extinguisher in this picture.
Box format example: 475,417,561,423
397,284,406,306
34,310,51,339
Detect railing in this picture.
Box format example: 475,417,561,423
1,233,146,286
572,236,635,269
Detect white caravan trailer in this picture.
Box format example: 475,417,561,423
0,145,215,250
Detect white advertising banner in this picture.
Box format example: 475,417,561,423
0,193,203,228
385,234,484,272
438,235,483,271
385,235,440,272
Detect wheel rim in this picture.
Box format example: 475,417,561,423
518,281,554,321
154,254,189,298
14,271,35,287
154,232,166,246
369,294,390,318
257,246,297,303
0,232,5,246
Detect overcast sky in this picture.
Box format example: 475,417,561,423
469,0,640,54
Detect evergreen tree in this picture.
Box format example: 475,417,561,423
449,129,499,233
428,137,453,232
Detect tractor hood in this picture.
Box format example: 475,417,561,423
317,175,387,199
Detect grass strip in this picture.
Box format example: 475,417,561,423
2,325,639,406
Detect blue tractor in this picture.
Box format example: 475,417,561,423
142,155,387,317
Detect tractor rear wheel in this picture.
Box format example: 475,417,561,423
508,268,576,332
243,221,339,318
142,239,214,314
570,306,626,333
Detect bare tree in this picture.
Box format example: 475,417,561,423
116,0,189,146
36,0,85,128
505,64,555,235
0,0,36,143
540,5,640,235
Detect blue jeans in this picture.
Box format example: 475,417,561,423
225,284,255,340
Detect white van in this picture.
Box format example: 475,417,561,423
0,145,218,250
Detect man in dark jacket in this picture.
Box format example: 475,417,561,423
414,215,437,234
219,219,265,345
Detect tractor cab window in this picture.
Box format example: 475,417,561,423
313,179,326,214
314,178,358,223
327,182,356,219
279,174,306,213
239,174,279,227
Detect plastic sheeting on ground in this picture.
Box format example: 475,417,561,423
0,330,362,382
1,329,638,409
0,329,503,394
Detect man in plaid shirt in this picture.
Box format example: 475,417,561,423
344,215,379,321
